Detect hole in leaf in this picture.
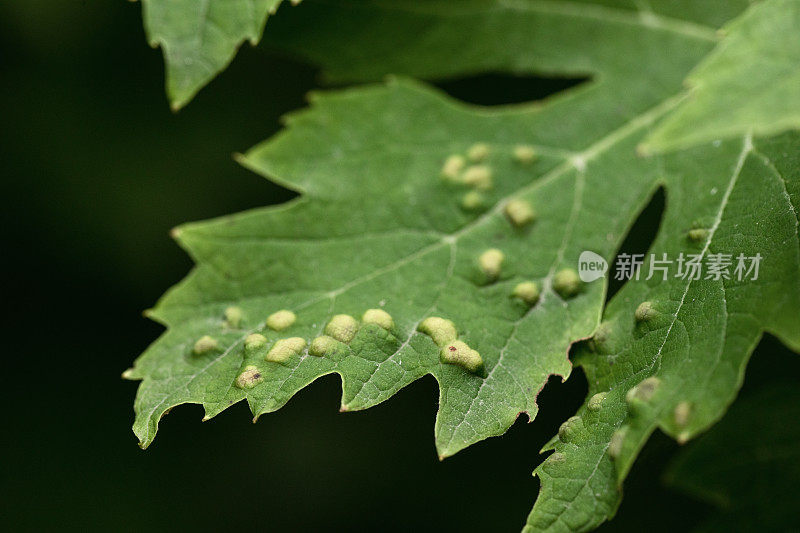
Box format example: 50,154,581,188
606,186,666,302
534,367,589,440
435,73,589,106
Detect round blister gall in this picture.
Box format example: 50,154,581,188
513,145,537,165
325,314,359,343
587,392,607,412
309,335,340,356
266,337,307,363
362,309,394,331
553,269,581,298
244,333,268,352
266,310,296,331
463,165,493,190
193,335,219,355
235,366,263,389
224,306,243,328
441,154,466,180
479,248,505,280
418,317,458,346
467,143,490,162
440,340,484,374
635,301,657,322
504,199,536,227
513,281,540,306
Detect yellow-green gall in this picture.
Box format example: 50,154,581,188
309,335,340,356
467,143,490,162
266,337,307,363
418,317,458,347
545,452,566,465
674,401,692,428
463,165,493,190
688,228,709,243
324,314,359,343
440,340,484,374
634,301,657,322
461,190,485,211
362,309,394,331
558,416,581,442
512,281,540,306
608,427,628,459
244,333,268,352
266,310,296,331
587,392,608,412
590,322,612,351
513,145,537,165
235,365,263,389
504,199,536,227
441,154,466,180
193,335,219,355
553,268,581,298
626,376,661,404
479,248,505,280
224,306,243,328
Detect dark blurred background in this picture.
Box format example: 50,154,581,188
1,2,797,531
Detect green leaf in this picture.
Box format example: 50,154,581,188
642,0,800,153
128,2,800,531
528,129,800,532
665,385,800,532
141,0,298,110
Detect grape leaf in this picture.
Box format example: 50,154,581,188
128,1,800,531
665,385,800,532
526,129,800,532
140,0,299,110
643,0,800,154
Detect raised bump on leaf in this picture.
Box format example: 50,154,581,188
418,317,458,347
590,322,613,352
235,366,263,390
673,401,692,428
587,392,608,412
608,427,628,459
192,335,218,355
244,333,268,352
558,416,581,442
266,337,307,363
512,281,540,306
463,165,493,190
266,310,296,331
545,452,566,466
513,145,537,165
634,301,657,322
461,190,485,211
687,228,709,243
504,199,536,227
479,248,505,280
324,314,359,343
309,335,340,356
440,340,484,375
224,306,243,328
441,154,465,181
362,309,394,331
553,268,581,298
467,143,490,162
626,376,661,405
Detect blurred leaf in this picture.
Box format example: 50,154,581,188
141,0,299,110
643,0,800,153
666,385,800,532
